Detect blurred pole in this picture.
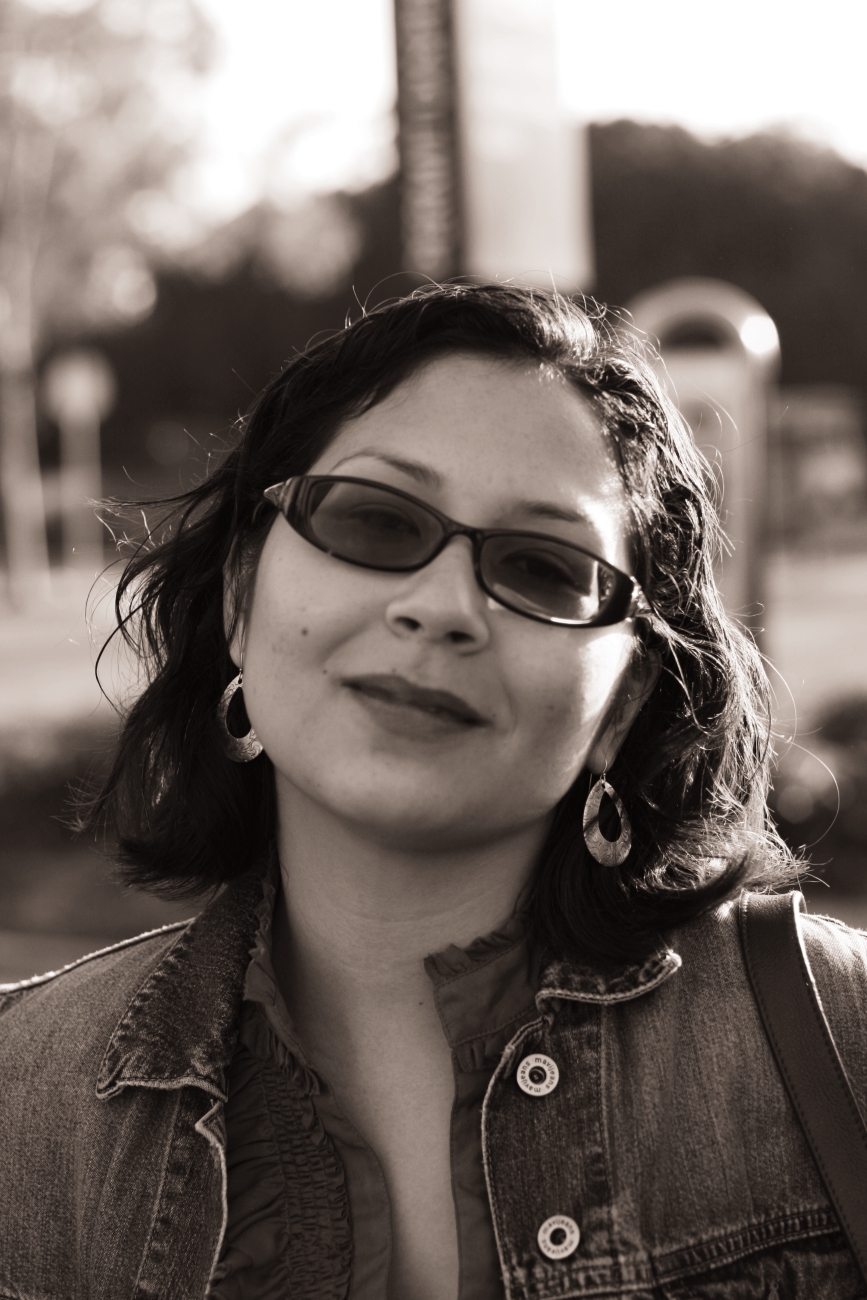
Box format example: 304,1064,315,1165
628,279,780,641
394,0,593,288
393,0,462,278
41,351,115,574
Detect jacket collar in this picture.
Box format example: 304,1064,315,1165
538,942,682,1007
95,868,682,1101
96,871,265,1101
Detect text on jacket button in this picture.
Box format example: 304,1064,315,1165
537,1214,580,1260
516,1053,559,1096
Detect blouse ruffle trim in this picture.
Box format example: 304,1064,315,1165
208,1002,351,1299
424,910,529,981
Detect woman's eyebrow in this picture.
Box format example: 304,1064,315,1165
330,448,603,535
511,501,608,553
330,449,444,488
515,500,598,528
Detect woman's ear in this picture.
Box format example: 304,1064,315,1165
586,647,661,775
223,555,246,670
223,524,271,670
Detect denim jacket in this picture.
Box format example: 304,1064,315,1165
2,870,866,1299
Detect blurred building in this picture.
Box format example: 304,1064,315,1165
770,386,867,546
394,0,592,287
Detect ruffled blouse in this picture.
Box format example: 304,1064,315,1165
208,875,541,1299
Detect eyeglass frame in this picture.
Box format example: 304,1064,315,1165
262,474,651,628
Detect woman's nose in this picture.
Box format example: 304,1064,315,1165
384,537,491,649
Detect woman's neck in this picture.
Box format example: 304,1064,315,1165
271,783,548,1030
268,786,550,1300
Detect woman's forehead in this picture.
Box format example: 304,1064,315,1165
314,353,632,568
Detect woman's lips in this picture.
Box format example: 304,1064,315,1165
343,674,488,727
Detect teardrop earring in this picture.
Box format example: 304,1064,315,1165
583,773,632,867
217,669,263,763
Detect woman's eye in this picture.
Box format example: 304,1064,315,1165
508,549,590,592
346,506,421,538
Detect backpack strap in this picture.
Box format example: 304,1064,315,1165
739,890,867,1280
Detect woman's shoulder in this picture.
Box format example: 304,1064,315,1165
674,892,867,1069
1,873,263,1094
654,893,867,1127
0,921,193,1050
797,903,867,969
669,891,867,1013
793,905,867,1066
678,889,867,963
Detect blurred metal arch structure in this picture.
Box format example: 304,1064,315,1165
627,277,781,636
628,277,780,372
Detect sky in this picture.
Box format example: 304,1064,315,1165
185,0,398,220
180,0,866,222
555,0,867,160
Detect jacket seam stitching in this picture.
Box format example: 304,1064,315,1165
0,921,193,993
597,1003,619,1275
480,1015,544,1300
538,960,679,1006
196,1099,229,1290
652,1213,841,1282
131,1087,185,1296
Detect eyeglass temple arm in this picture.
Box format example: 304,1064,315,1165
263,480,296,511
628,585,652,620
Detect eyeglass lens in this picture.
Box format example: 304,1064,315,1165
295,478,618,625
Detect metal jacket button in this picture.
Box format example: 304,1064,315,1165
537,1214,580,1259
516,1053,559,1096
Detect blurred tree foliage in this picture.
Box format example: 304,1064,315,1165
77,119,867,495
77,177,405,496
590,120,867,392
0,0,211,601
770,696,867,895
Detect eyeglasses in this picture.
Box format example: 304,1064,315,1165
263,475,650,628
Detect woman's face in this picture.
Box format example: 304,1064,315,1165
236,353,648,852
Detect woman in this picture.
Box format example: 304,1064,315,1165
1,283,866,1299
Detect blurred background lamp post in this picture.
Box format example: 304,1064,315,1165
41,350,115,576
394,0,593,288
628,278,780,638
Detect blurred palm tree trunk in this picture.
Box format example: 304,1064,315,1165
0,361,50,606
0,100,53,607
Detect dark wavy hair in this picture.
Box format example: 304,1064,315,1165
81,282,794,964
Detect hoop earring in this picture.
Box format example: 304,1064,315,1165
583,774,631,867
217,670,263,763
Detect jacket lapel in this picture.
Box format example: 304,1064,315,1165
96,871,266,1101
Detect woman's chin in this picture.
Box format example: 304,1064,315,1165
274,766,515,851
342,795,493,849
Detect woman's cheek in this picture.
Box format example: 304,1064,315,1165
517,630,633,771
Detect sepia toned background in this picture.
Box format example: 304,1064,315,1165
2,0,866,982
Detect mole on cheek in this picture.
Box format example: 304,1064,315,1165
300,627,309,636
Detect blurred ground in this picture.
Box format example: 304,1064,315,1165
1,549,866,985
0,571,197,983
